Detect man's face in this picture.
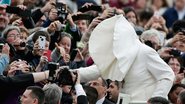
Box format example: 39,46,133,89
107,81,119,102
20,90,37,104
89,77,107,99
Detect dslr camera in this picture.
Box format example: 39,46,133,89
56,3,68,23
48,62,59,83
169,48,182,57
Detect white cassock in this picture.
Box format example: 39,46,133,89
77,15,175,102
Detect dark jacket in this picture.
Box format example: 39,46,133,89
0,74,34,103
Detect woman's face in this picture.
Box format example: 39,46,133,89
49,8,58,21
168,58,181,75
58,36,71,54
126,11,137,25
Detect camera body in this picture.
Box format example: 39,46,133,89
56,3,68,23
169,48,182,57
48,62,59,82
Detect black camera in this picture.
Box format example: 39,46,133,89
56,3,68,23
169,49,182,57
6,6,31,18
78,5,102,12
56,67,75,86
48,62,59,82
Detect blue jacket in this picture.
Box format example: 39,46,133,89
163,7,185,28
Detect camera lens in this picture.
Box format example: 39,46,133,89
20,42,26,47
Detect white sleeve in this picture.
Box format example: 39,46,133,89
152,79,173,99
146,48,175,98
76,65,101,82
75,84,86,96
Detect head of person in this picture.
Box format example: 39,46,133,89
165,57,183,75
140,29,162,50
151,0,168,9
20,86,45,104
0,6,9,32
43,84,62,104
172,20,185,36
48,8,58,21
124,7,138,25
2,25,27,50
171,35,185,52
107,80,120,103
32,31,50,56
88,77,108,100
168,84,185,104
138,8,154,27
177,90,185,104
175,0,185,11
57,32,72,54
83,85,98,104
147,96,169,104
76,20,88,35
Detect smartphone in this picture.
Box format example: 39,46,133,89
78,5,102,12
72,14,94,21
38,36,46,49
70,49,78,61
6,6,31,17
0,43,4,53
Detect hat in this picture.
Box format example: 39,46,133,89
89,15,140,81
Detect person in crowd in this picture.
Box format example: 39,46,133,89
165,57,184,84
124,7,138,26
168,84,185,104
43,83,62,104
2,25,22,58
150,0,169,16
0,5,9,36
0,43,9,75
51,32,85,69
170,34,185,52
88,77,115,104
76,20,89,36
20,86,45,104
42,7,58,28
24,31,50,71
163,0,185,28
140,29,163,51
76,15,174,102
83,85,98,104
107,80,120,103
177,90,185,104
147,96,169,104
0,70,49,103
138,8,154,28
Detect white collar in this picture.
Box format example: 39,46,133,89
96,97,105,104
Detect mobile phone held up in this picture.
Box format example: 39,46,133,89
70,49,78,61
38,36,46,50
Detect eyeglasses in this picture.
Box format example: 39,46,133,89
7,34,21,39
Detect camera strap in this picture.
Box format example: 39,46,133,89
70,72,78,94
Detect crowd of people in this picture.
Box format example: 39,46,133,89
1,0,185,104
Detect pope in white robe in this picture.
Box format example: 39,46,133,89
76,15,175,103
